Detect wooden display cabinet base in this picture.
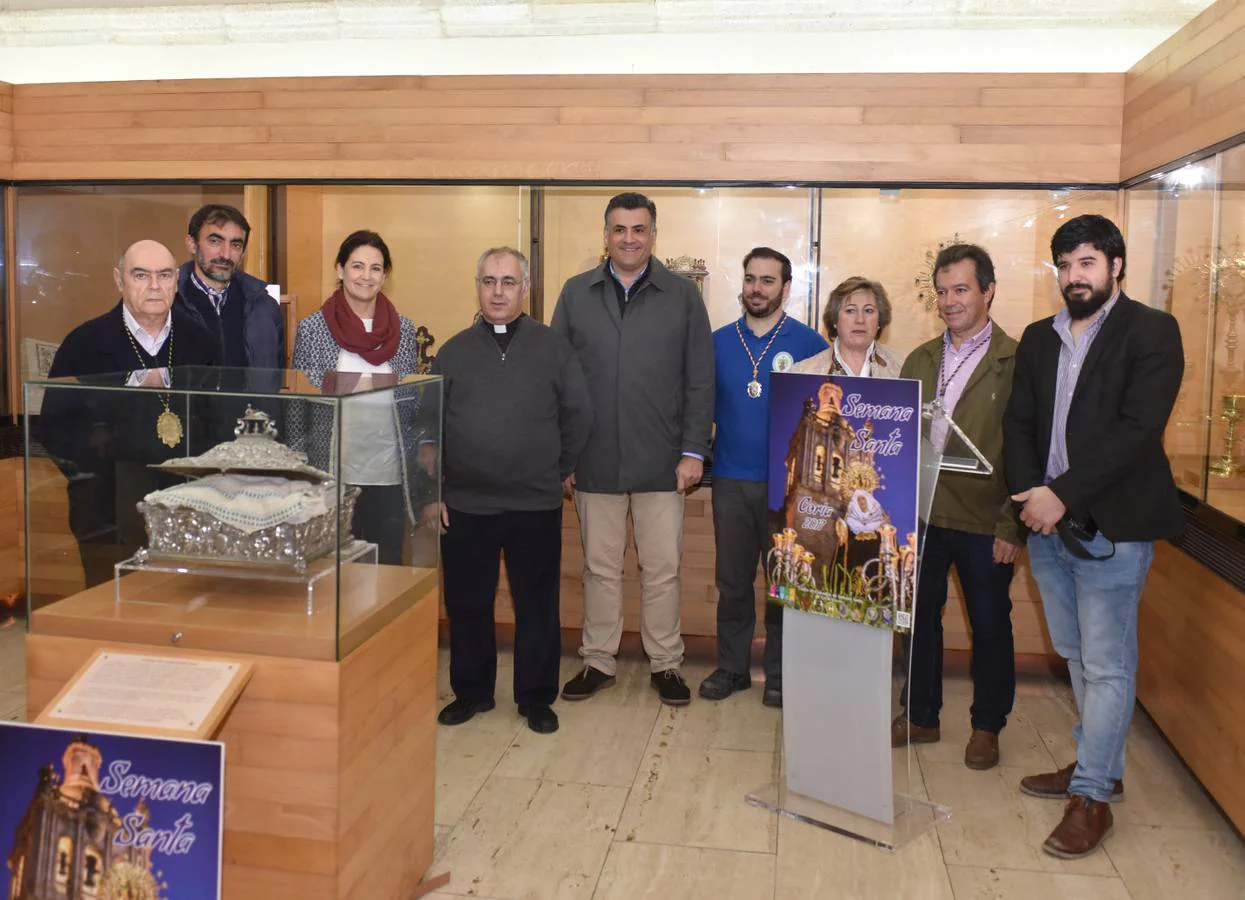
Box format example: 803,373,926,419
26,582,439,900
29,563,437,660
1137,542,1245,836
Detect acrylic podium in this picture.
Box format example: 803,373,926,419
748,392,993,850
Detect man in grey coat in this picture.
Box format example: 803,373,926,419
552,192,715,706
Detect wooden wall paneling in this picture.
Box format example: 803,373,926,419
283,185,324,341
242,184,271,282
10,73,1123,184
1121,0,1245,179
1137,542,1245,834
1126,0,1243,106
0,82,11,180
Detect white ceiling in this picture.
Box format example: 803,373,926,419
0,0,1218,38
0,0,1219,82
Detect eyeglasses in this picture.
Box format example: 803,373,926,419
478,276,522,290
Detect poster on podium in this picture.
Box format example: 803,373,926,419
0,721,224,900
766,373,922,633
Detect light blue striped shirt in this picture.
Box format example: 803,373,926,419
189,268,228,314
1045,293,1120,483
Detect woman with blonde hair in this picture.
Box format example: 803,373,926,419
792,275,904,377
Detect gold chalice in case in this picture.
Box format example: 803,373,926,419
1209,394,1245,478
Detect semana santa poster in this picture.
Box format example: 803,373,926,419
766,373,922,633
0,721,223,900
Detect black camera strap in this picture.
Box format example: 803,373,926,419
1055,519,1115,561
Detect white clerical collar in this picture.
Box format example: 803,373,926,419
479,313,524,334
121,303,171,356
833,338,875,377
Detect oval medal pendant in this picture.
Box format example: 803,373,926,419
747,379,763,399
157,409,184,448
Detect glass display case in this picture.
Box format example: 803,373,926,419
23,366,442,661
1124,142,1245,524
819,187,1119,357
535,184,1118,356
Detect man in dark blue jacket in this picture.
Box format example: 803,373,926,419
176,204,284,370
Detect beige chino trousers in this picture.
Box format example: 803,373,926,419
574,490,686,675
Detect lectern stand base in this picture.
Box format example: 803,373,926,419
746,780,951,851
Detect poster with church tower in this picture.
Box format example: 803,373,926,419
0,723,223,900
766,373,922,634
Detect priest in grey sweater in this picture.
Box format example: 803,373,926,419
430,246,593,736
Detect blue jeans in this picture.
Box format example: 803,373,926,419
1027,532,1154,802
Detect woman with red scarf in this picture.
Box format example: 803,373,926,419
291,230,423,564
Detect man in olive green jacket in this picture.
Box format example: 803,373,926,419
894,243,1023,772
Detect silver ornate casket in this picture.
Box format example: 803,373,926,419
137,407,360,572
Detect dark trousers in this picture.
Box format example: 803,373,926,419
902,524,1016,732
352,483,407,565
442,506,562,708
712,478,782,678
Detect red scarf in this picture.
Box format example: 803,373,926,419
322,287,401,367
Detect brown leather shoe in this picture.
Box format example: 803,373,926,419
1043,795,1114,859
964,729,1000,770
1020,763,1124,802
891,714,940,748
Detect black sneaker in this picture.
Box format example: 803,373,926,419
561,666,616,701
519,703,560,734
437,698,496,726
698,668,752,700
651,669,692,706
762,678,783,709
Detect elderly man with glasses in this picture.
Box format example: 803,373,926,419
430,247,593,735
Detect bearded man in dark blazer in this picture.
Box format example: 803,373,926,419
1003,214,1183,860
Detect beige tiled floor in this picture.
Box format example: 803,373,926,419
427,645,1245,900
2,627,1243,899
